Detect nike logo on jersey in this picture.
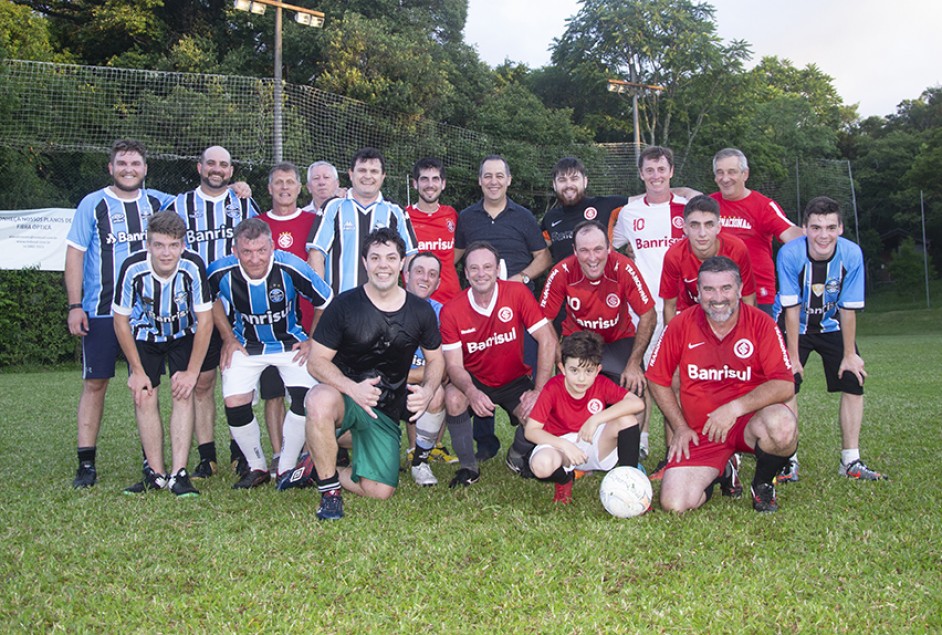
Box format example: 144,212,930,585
551,219,564,227
688,342,706,349
683,277,698,284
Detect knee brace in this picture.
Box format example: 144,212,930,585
225,403,254,427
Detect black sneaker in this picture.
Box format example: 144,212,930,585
751,481,778,513
276,453,316,491
316,489,344,520
169,469,200,497
231,456,250,478
232,469,271,490
505,450,534,479
73,461,97,489
123,466,167,494
719,453,743,498
192,458,217,479
448,467,481,488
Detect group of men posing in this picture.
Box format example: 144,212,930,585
65,139,885,519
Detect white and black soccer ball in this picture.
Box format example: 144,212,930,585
599,466,652,518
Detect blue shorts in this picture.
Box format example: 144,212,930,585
82,317,121,380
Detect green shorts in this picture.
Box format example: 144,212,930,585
338,395,402,488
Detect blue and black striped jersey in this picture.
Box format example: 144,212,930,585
174,188,259,266
308,192,418,294
113,249,213,342
775,236,865,334
66,187,175,317
208,250,333,355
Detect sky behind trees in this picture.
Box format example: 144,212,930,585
465,0,942,118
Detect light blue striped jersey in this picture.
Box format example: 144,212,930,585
775,236,864,334
66,187,175,317
308,192,418,294
113,249,213,342
411,296,443,369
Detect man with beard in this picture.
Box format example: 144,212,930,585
405,157,460,303
66,139,177,488
541,157,628,264
174,145,261,479
646,256,797,513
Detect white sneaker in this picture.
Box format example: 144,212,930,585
411,461,438,486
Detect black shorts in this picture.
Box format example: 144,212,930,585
134,335,196,388
470,374,534,426
600,337,636,384
259,365,286,400
202,327,224,371
795,330,864,396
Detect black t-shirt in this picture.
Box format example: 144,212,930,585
313,287,441,420
542,195,629,263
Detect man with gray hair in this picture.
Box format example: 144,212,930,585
710,148,804,315
302,160,343,214
208,218,333,489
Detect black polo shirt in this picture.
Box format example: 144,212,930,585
455,197,546,278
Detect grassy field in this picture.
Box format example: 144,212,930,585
1,308,940,633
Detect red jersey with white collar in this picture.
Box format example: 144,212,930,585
710,191,796,304
406,203,460,303
260,209,319,331
539,251,654,342
659,233,756,313
646,303,792,433
529,373,628,437
440,280,549,387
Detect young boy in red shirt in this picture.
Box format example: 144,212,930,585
525,331,644,504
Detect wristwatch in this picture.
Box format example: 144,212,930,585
520,273,531,284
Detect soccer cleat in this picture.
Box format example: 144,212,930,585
839,459,887,481
553,480,574,504
719,453,743,498
776,457,800,484
648,458,668,482
276,453,316,491
232,469,271,490
430,444,459,464
474,447,498,462
231,456,250,478
192,458,217,479
505,449,535,479
448,468,481,488
123,466,168,494
410,461,438,487
316,489,344,521
751,481,778,513
73,461,97,489
169,469,200,498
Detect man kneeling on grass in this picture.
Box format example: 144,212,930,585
113,211,213,497
304,228,444,520
524,331,644,504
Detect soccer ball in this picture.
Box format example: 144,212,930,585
599,466,652,518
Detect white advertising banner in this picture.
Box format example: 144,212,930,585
0,208,74,271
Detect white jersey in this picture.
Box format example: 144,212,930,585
609,193,687,362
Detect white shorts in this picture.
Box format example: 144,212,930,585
530,423,617,473
222,350,316,398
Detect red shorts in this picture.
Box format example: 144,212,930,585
665,413,756,473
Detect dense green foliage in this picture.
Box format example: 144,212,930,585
0,268,74,366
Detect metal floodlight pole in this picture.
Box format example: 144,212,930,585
233,0,324,163
274,4,283,162
921,190,930,309
606,76,664,165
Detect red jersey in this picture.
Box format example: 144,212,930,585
440,280,549,387
710,191,795,304
659,233,756,313
539,251,655,342
646,303,792,433
406,204,460,303
529,373,628,437
260,209,319,331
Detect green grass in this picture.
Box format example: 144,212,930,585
1,310,940,633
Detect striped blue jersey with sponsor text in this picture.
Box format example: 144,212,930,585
174,188,259,266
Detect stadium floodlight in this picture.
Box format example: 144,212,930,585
294,12,324,27
233,0,267,15
231,0,326,162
